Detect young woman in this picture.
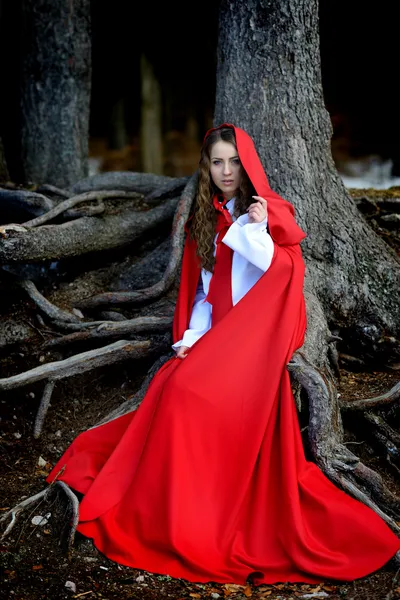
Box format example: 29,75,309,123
47,124,400,586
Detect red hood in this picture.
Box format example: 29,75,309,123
204,123,306,246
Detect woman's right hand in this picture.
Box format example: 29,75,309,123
176,345,190,359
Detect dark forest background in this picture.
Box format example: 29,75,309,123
1,0,399,177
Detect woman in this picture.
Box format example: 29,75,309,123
47,123,400,585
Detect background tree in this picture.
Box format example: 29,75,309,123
1,0,91,187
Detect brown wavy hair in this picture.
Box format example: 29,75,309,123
189,127,256,272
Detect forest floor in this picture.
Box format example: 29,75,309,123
1,355,400,600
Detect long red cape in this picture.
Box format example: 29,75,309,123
47,124,400,585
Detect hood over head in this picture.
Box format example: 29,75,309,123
204,123,306,246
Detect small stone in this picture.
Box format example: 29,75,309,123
65,581,76,593
37,456,47,467
14,432,22,439
31,513,51,526
211,594,221,599
136,575,145,582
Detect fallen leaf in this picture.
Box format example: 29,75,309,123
4,570,16,578
189,595,202,599
243,585,252,597
259,592,272,598
32,564,43,570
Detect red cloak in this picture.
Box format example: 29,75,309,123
47,124,400,585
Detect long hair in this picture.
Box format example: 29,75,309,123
189,127,256,272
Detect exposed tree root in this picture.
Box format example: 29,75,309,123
288,352,400,531
75,172,198,311
0,197,178,263
18,279,81,323
42,316,173,348
50,319,124,332
325,467,400,534
22,190,143,227
0,488,48,540
0,477,79,556
0,188,54,221
34,183,71,199
55,481,80,555
0,339,151,390
340,381,400,411
33,380,56,438
70,171,189,197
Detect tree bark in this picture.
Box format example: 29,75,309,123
0,137,9,182
214,0,400,367
18,0,91,187
0,198,177,263
140,54,164,174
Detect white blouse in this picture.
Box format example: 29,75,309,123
172,198,275,350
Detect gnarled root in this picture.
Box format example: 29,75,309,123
74,172,199,311
0,478,79,556
0,340,153,436
288,352,400,532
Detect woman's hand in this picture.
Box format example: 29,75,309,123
248,196,268,223
176,345,190,359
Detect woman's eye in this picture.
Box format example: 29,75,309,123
212,160,221,165
232,158,240,165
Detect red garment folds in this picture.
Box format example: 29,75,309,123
47,124,400,585
205,194,234,326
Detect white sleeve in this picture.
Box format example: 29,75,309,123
222,213,274,272
172,277,212,351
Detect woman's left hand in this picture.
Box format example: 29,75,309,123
248,196,268,223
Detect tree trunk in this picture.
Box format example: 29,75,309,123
0,136,9,182
140,54,163,175
214,0,400,368
18,0,91,187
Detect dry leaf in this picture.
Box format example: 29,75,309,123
4,570,16,578
32,564,43,570
243,585,252,597
259,592,272,598
189,594,201,599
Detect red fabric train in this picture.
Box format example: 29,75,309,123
47,124,400,585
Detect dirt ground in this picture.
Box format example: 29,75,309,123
1,351,400,600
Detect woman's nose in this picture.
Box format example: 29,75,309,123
223,162,232,174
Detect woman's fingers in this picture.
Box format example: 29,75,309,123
252,195,267,207
176,345,190,359
248,196,268,223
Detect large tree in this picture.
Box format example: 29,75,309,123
2,0,91,187
1,0,400,546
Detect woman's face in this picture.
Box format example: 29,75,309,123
209,140,241,200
